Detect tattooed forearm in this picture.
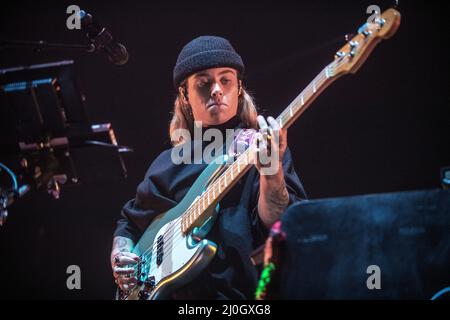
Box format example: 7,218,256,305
267,182,289,209
114,237,128,248
112,236,134,253
258,176,290,229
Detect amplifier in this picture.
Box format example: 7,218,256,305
275,189,450,299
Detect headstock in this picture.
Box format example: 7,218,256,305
333,8,401,76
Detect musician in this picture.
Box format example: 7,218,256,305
111,36,307,299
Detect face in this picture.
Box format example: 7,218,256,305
184,67,240,126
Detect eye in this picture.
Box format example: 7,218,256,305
197,80,209,88
221,78,232,85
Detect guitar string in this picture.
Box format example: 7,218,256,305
126,57,346,279
131,58,342,277
131,140,260,278
128,58,343,279
135,57,343,261
133,131,256,262
136,25,386,272
117,26,387,296
133,148,254,273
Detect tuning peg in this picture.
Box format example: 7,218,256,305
374,17,386,27
349,40,359,48
335,51,346,59
357,23,372,38
362,29,372,37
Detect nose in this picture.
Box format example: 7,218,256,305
211,82,223,99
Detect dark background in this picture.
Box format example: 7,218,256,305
0,0,448,299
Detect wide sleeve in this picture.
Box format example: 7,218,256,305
113,150,178,243
249,147,307,248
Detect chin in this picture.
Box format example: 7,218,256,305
207,109,229,123
205,117,226,126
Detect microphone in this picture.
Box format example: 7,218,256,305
79,10,129,65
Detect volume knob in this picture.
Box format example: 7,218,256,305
138,290,150,300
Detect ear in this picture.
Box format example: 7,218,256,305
179,87,189,103
238,80,243,96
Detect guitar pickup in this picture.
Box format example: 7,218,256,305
156,235,164,266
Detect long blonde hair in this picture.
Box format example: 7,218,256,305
169,82,258,146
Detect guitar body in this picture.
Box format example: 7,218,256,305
117,156,228,300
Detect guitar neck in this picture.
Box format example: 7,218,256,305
277,60,341,130
180,148,254,233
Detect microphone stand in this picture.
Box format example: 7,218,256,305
0,39,95,53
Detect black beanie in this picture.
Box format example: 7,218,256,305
173,35,244,89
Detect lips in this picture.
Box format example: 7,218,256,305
207,102,227,109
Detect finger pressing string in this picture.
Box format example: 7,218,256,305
257,115,269,131
267,116,280,131
113,253,140,266
114,266,136,275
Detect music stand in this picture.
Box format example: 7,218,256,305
0,60,131,200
